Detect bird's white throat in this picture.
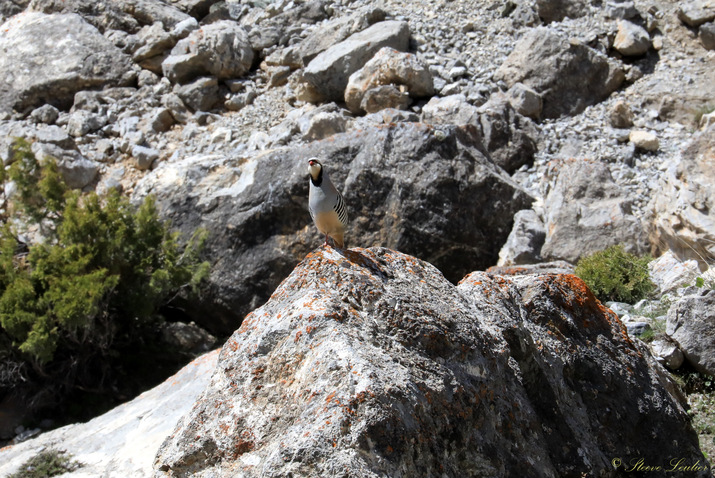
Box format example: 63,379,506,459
308,163,322,181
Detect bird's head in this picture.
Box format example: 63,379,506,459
308,158,323,181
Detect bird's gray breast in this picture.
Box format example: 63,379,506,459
309,181,336,215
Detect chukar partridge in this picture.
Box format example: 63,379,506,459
308,158,348,248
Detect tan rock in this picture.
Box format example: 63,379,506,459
344,47,433,114
629,130,659,151
609,100,634,128
613,20,651,56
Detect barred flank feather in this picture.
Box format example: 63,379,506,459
334,192,348,226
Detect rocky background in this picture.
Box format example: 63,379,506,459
0,0,714,474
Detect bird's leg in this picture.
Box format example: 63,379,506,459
324,233,330,246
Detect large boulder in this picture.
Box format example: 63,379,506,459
0,350,219,477
536,0,592,23
242,0,329,53
266,7,386,68
678,1,715,28
540,158,649,263
422,94,480,125
0,12,136,114
476,96,537,174
132,123,533,334
421,95,537,174
648,126,715,269
155,247,706,477
667,289,715,376
300,20,410,103
162,20,253,84
344,47,434,114
27,0,192,33
494,27,625,118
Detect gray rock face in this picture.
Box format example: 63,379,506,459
477,96,537,174
57,156,100,189
344,47,434,114
648,128,715,268
494,27,625,118
422,95,537,174
605,0,638,19
0,12,136,114
536,0,591,23
155,247,706,477
678,1,715,27
506,82,543,120
27,0,192,33
29,104,59,124
1,0,29,18
667,289,715,376
162,20,253,84
301,21,410,102
0,350,219,477
497,209,545,266
540,158,649,263
700,21,715,50
242,0,330,53
267,7,387,68
174,76,220,112
132,144,160,170
488,260,575,275
132,123,533,333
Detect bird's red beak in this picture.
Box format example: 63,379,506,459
308,160,316,166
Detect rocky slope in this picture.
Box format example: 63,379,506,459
2,248,707,476
0,0,714,471
155,247,706,477
0,0,712,333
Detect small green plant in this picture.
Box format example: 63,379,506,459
693,274,715,290
8,449,81,478
575,245,655,304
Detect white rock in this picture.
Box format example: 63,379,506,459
0,351,219,477
629,130,659,151
648,250,701,295
651,339,685,370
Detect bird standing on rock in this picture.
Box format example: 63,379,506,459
308,158,348,248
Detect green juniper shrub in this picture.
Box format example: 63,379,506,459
8,449,81,478
574,245,655,304
0,138,210,422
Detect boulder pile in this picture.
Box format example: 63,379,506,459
0,0,713,471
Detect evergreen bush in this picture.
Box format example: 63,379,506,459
574,245,654,304
0,138,209,420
